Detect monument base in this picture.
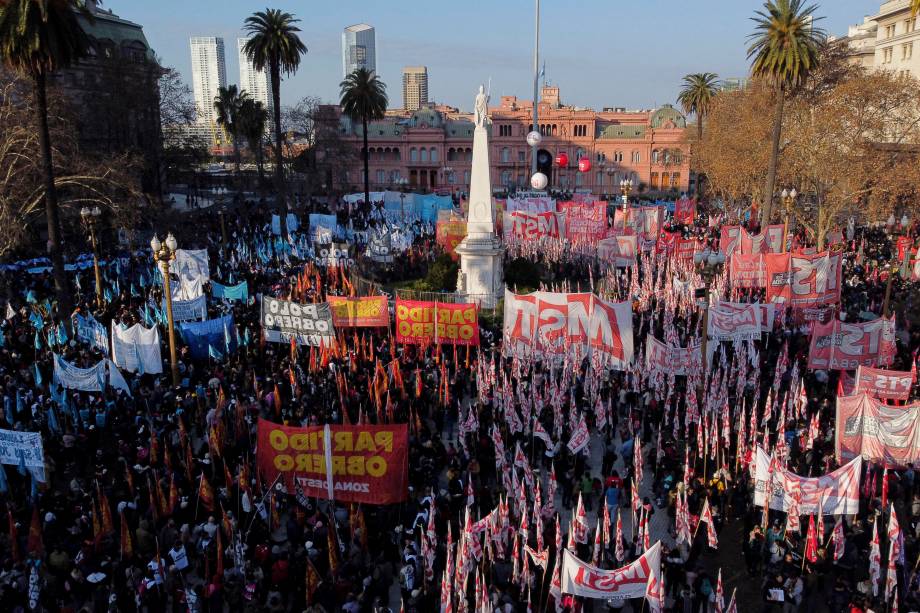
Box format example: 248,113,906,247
455,235,504,309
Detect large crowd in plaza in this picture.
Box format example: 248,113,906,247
0,189,915,613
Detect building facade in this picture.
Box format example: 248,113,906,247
237,37,273,117
402,66,429,111
336,85,691,196
189,36,227,145
342,24,376,77
836,1,919,78
47,0,162,191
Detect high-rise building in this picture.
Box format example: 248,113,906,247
342,24,376,77
402,66,429,111
189,36,227,144
237,37,274,117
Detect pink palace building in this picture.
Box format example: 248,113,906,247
336,84,692,196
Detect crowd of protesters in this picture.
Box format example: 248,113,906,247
0,191,916,613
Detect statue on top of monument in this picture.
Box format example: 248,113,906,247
474,84,489,129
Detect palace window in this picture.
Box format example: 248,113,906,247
884,47,893,63
501,170,512,186
501,147,511,163
614,151,623,163
903,43,913,60
518,150,526,162
632,151,641,163
650,172,659,189
430,148,438,162
410,148,418,162
499,124,513,137
420,149,429,162
376,170,386,184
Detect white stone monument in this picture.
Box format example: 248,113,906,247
456,84,504,308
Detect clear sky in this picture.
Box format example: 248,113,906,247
110,0,880,112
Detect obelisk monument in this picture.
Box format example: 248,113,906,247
455,84,504,308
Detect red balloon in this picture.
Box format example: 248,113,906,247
555,152,569,167
578,158,591,173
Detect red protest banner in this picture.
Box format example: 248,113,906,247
394,299,479,346
836,394,920,468
435,220,467,260
673,197,696,225
557,201,607,243
729,254,766,288
327,296,389,328
854,365,915,401
764,251,842,307
256,420,409,505
503,211,563,242
807,316,896,370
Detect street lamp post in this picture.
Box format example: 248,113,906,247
619,178,633,211
693,247,725,481
780,188,797,253
80,206,103,309
606,166,616,200
151,233,181,388
883,214,911,318
396,177,409,220
218,205,228,251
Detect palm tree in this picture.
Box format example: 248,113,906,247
213,85,248,185
677,73,720,145
0,0,91,312
748,0,824,226
242,9,307,233
340,68,388,208
239,98,269,189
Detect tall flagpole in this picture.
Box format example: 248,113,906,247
531,0,540,177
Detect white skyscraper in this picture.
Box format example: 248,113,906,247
189,36,227,143
237,37,274,116
342,24,376,77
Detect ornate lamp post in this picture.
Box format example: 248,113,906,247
80,206,103,309
151,233,181,388
693,247,724,480
883,213,912,318
395,177,409,220
692,248,726,386
780,187,797,253
619,178,633,211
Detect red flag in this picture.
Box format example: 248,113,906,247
700,498,718,549
215,527,224,579
199,474,215,513
120,508,134,559
804,515,818,563
8,510,21,562
27,506,43,556
881,467,889,509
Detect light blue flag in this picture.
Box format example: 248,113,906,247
131,283,139,297
104,287,113,303
56,322,68,344
34,332,42,350
224,321,231,354
243,327,251,347
25,290,36,304
17,450,26,476
47,405,59,434
75,273,82,291
0,465,7,494
208,344,223,360
15,390,22,416
3,396,11,425
33,364,42,387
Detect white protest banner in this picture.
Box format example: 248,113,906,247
73,313,108,353
562,543,661,611
174,249,210,283
111,322,163,374
836,393,920,468
597,235,637,268
506,195,555,214
713,301,774,332
308,214,339,243
261,297,335,346
164,294,206,323
854,365,915,401
0,429,45,481
53,354,105,392
707,303,763,342
503,211,564,242
645,336,701,377
754,447,861,516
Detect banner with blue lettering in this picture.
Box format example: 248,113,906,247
164,295,206,322
179,314,237,360
211,280,249,302
73,313,108,353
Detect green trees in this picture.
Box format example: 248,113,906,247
0,0,92,312
677,72,720,145
339,68,388,208
239,98,269,189
213,84,247,181
747,0,824,226
242,9,307,233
